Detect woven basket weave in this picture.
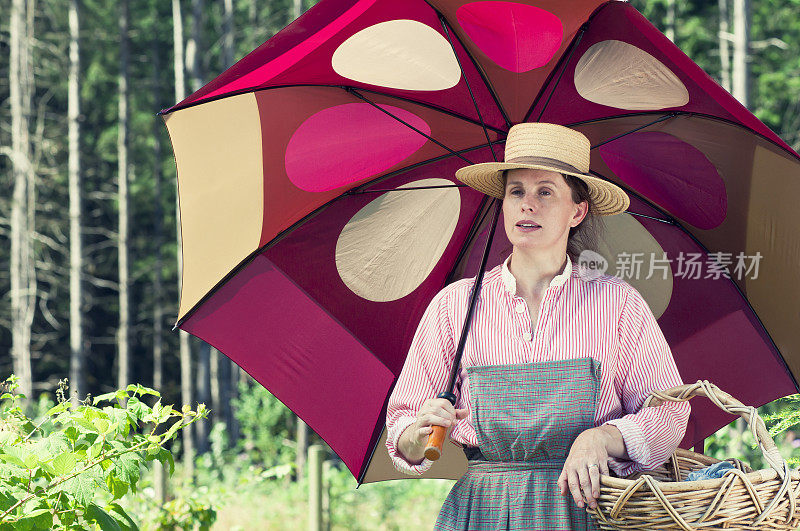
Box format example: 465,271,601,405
589,380,800,530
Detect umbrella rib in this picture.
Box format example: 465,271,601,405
345,87,476,165
172,139,505,330
530,22,589,124
588,112,680,149
424,2,512,129
439,13,500,162
445,196,494,285
160,82,505,135
522,0,614,124
570,110,800,162
347,183,468,194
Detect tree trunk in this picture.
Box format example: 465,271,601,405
187,0,209,455
10,0,34,399
117,0,131,391
151,30,166,505
665,0,675,42
68,0,85,404
195,341,210,454
218,0,236,443
296,418,308,482
719,0,731,92
293,0,302,20
732,0,750,107
173,0,195,480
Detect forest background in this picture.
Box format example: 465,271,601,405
2,0,800,528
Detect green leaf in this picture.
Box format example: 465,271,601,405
0,432,19,447
0,454,25,468
106,502,139,531
52,452,77,475
84,503,121,531
93,392,118,405
125,397,150,419
105,474,128,500
12,508,52,531
22,454,37,470
46,402,70,416
112,452,140,488
125,384,159,398
63,427,79,442
92,419,110,434
0,488,18,511
72,417,97,433
158,448,175,476
55,466,102,507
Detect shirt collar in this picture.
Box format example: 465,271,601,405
500,253,572,296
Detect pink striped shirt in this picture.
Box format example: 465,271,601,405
386,252,690,476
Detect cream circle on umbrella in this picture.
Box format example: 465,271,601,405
335,179,461,302
331,20,461,91
596,212,673,320
456,1,562,72
598,131,727,230
574,39,689,110
285,103,431,193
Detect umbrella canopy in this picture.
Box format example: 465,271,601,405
161,0,800,483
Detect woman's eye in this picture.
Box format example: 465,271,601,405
539,190,551,196
510,189,523,196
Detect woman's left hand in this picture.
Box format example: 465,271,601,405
557,426,616,510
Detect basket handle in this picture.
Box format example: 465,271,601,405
640,379,786,474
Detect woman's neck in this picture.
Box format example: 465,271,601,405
508,247,568,299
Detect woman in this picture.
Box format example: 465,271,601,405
385,123,690,530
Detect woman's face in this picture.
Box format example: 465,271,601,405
502,168,588,253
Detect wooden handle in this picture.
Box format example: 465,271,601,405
424,425,447,461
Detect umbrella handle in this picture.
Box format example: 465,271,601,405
424,391,458,461
425,426,446,461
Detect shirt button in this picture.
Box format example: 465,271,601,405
515,302,525,313
522,332,532,341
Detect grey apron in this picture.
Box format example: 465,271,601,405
434,357,602,530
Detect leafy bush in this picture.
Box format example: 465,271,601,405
0,375,207,529
231,381,295,470
704,394,800,470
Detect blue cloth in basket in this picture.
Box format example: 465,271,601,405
685,461,736,481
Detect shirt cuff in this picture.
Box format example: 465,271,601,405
386,416,435,476
602,416,651,477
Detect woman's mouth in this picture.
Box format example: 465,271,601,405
516,221,541,232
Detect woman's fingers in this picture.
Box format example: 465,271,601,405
587,465,601,506
567,469,585,508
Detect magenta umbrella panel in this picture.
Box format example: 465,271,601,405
161,0,800,483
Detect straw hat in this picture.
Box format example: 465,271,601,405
455,123,630,216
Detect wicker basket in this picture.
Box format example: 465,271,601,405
589,380,800,530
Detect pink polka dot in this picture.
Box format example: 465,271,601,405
456,1,562,73
599,132,727,229
285,103,431,192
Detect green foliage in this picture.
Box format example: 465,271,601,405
230,381,295,470
151,491,216,531
703,394,800,471
0,375,207,529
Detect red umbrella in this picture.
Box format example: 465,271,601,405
161,0,800,483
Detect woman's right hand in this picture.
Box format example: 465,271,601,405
398,398,469,463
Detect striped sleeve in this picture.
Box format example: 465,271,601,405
385,284,462,475
602,285,691,477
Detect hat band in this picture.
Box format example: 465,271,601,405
505,156,586,175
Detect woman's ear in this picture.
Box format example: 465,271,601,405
571,200,589,227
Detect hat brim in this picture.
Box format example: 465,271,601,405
455,162,630,216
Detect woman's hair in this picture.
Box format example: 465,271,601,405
502,170,605,263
